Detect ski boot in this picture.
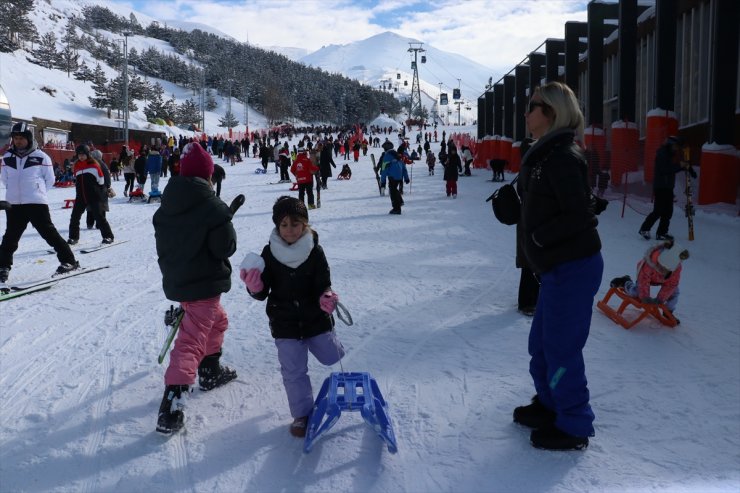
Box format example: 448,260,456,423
156,384,190,434
0,267,9,283
198,350,237,391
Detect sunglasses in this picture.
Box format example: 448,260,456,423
528,101,547,113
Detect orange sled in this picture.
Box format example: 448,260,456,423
597,287,678,329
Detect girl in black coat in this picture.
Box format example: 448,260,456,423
240,196,344,438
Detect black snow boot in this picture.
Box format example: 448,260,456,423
530,424,589,451
156,384,189,434
513,395,557,429
609,275,632,288
198,350,237,391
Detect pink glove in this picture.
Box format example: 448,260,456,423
241,268,264,293
320,291,339,314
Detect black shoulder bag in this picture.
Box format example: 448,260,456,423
485,175,520,226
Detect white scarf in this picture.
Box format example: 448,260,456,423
269,228,314,268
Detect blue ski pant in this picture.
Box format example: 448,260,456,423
528,252,603,437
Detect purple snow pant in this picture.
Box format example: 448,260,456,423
275,331,345,418
165,296,228,386
529,252,603,438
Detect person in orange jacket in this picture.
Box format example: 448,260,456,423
290,144,319,209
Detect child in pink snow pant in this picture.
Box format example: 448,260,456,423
275,331,345,418
165,295,228,386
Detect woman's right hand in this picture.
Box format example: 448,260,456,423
241,268,264,293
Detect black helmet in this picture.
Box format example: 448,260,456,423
10,122,34,149
75,144,91,157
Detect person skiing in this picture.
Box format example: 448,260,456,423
0,122,78,282
66,145,115,246
609,239,689,318
240,196,344,438
639,136,696,241
152,142,239,434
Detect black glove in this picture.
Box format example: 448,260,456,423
229,194,245,214
0,200,10,211
404,179,410,185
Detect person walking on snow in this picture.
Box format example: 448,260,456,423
240,196,344,438
0,123,79,282
639,136,696,241
290,145,319,209
379,149,410,215
152,142,239,435
67,145,115,246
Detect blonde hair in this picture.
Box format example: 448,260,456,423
534,81,584,138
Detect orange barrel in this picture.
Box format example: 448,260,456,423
698,144,740,205
610,121,640,186
584,126,607,181
644,109,678,183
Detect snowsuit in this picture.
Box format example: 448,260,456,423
444,152,460,197
380,150,410,213
0,144,76,269
519,128,603,438
624,244,683,311
68,157,114,242
290,152,319,207
146,150,163,193
247,229,344,418
153,175,236,385
278,147,291,182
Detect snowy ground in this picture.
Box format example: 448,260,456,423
1,131,739,493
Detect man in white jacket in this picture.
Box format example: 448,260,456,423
0,122,78,282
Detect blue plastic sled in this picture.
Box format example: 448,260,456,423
303,372,398,454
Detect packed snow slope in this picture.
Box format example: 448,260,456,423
1,127,739,493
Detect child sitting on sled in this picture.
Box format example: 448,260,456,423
337,163,352,180
240,196,345,438
610,239,690,314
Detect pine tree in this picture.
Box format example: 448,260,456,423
57,43,79,77
205,89,217,111
144,82,166,121
88,64,111,110
162,94,178,123
176,98,200,125
27,32,57,69
0,0,39,52
218,110,239,130
73,60,94,82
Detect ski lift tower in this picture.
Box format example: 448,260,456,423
407,42,425,121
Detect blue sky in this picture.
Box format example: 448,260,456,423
109,0,589,76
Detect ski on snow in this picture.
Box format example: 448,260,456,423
81,240,130,254
6,265,110,293
0,283,56,302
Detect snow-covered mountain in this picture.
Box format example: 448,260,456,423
299,31,491,124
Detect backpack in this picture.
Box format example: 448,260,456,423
486,176,520,226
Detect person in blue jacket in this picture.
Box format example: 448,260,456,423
146,146,163,194
379,149,410,215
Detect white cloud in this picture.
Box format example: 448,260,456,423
112,0,588,76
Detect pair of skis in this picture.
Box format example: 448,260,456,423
0,265,110,302
683,148,695,241
47,239,129,255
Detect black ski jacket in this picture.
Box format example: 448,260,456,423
249,230,334,340
153,176,236,301
518,128,601,275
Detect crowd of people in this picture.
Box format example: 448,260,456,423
0,85,696,451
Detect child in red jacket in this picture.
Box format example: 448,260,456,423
610,240,690,313
290,146,319,209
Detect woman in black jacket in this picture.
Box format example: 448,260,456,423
512,81,603,451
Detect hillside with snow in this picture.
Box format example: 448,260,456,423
300,31,490,124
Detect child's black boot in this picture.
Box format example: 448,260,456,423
530,424,589,450
198,350,237,391
156,384,189,434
